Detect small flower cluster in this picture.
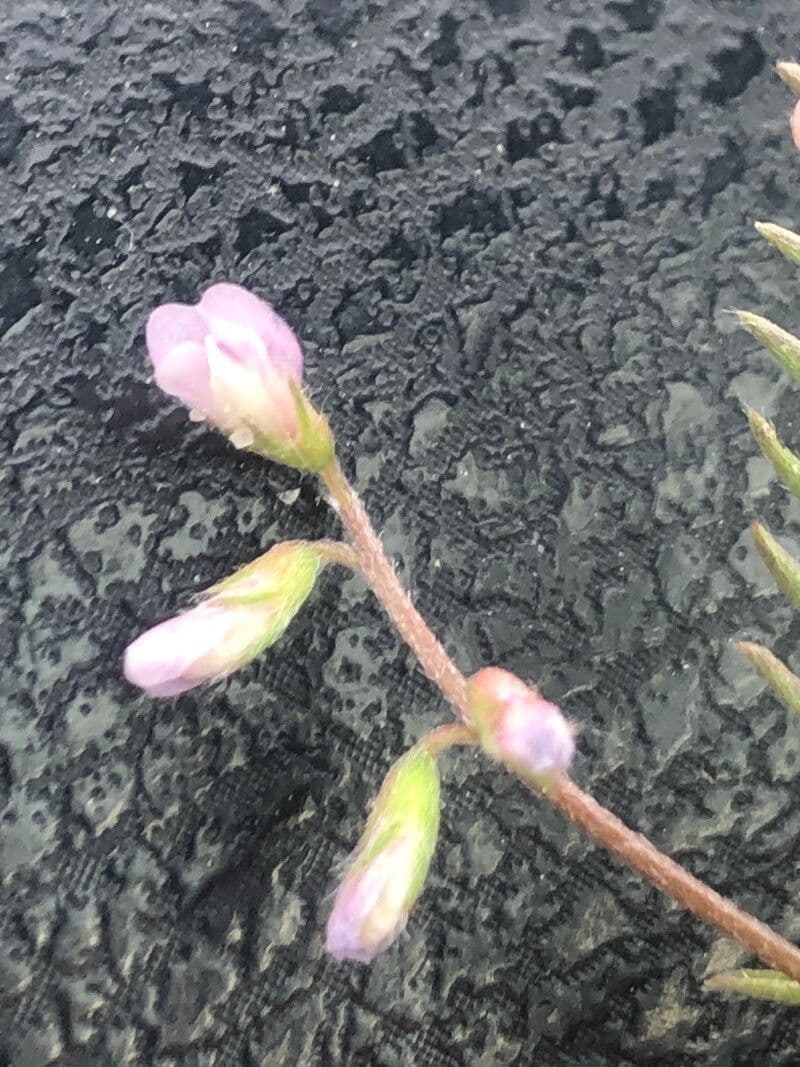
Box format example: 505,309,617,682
126,282,575,963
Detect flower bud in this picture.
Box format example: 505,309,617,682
146,283,334,471
747,408,800,502
123,541,323,697
735,641,800,719
706,969,800,1005
467,667,574,777
326,748,440,963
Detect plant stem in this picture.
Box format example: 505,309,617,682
421,722,478,757
320,457,800,983
321,459,469,716
315,539,362,571
541,775,800,982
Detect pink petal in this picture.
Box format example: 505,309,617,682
124,619,196,697
138,676,199,699
326,862,396,963
123,606,232,698
501,700,575,773
199,283,304,379
146,303,208,368
151,339,219,420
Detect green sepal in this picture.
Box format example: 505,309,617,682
354,748,441,908
737,311,800,385
706,969,800,1004
206,541,323,646
747,409,800,502
735,641,800,718
755,221,800,266
252,383,335,472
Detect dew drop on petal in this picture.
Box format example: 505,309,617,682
230,427,255,449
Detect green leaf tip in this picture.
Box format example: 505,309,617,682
755,221,800,266
736,310,800,384
750,521,800,613
776,61,800,96
746,408,800,501
706,969,800,1005
735,640,800,718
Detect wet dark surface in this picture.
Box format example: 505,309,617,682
4,0,800,1063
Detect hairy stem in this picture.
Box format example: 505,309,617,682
315,539,362,571
321,459,469,715
421,722,478,757
541,776,800,981
320,457,800,983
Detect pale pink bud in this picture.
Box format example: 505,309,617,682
791,100,800,151
145,283,333,470
466,667,575,776
123,542,323,697
123,601,276,697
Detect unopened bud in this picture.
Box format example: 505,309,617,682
326,748,440,963
146,283,334,471
706,969,800,1005
467,667,574,777
735,641,800,719
124,541,323,697
750,521,800,613
747,408,800,502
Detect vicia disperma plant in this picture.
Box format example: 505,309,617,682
123,63,800,1002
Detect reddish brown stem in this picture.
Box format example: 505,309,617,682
321,459,469,715
421,722,478,757
543,776,800,983
315,539,361,571
321,457,800,983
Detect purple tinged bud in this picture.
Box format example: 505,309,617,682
326,748,440,964
326,833,424,963
467,667,575,777
145,283,333,470
123,541,323,698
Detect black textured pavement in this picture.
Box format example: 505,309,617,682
3,1,800,1063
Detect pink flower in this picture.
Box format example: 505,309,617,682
145,284,333,469
467,667,575,776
